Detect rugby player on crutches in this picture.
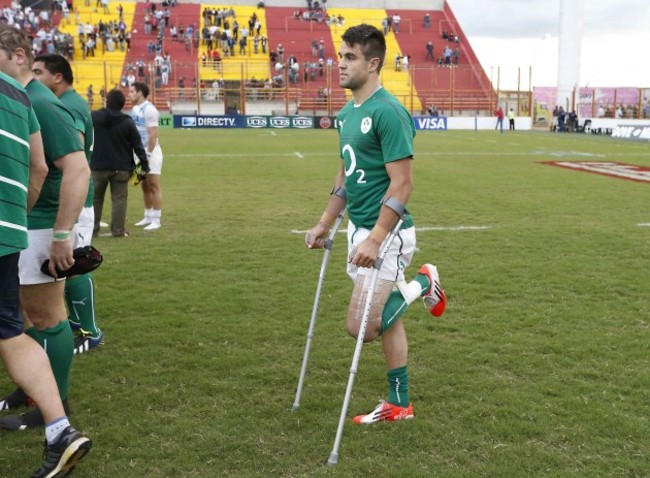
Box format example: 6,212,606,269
304,24,447,463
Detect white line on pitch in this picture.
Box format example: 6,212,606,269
295,151,304,158
637,223,650,227
291,225,491,234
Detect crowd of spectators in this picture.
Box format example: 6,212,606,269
195,8,266,70
0,1,76,60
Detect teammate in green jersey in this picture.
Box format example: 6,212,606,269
0,66,92,477
32,53,105,354
0,25,91,434
306,24,447,424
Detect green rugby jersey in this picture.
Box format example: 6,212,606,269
26,79,84,230
60,89,94,207
0,72,40,256
337,87,415,229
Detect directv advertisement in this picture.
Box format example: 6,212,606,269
174,115,246,128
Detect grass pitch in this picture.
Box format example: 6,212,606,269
1,128,648,477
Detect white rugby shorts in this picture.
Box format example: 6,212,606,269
346,222,416,283
19,229,60,285
147,144,163,175
73,207,94,248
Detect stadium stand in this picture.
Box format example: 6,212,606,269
4,0,495,114
126,1,202,110
48,1,138,108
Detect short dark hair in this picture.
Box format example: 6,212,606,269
106,89,125,110
33,53,74,84
341,24,386,73
132,82,150,98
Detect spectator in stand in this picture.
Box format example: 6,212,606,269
453,47,460,65
381,17,389,35
424,12,430,28
495,106,504,133
392,13,400,34
401,54,409,72
444,45,452,66
425,40,434,61
277,43,284,63
288,61,299,84
212,49,222,72
394,52,401,71
615,105,623,118
311,38,318,57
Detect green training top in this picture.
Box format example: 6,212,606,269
337,86,415,230
26,79,84,230
0,72,40,256
60,89,94,207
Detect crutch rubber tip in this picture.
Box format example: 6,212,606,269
327,453,339,466
291,405,300,412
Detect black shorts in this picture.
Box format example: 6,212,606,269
0,252,24,339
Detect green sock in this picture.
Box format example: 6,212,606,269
65,273,99,336
380,274,431,333
38,321,73,401
387,365,410,407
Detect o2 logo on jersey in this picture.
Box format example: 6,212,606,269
342,144,366,184
360,117,372,134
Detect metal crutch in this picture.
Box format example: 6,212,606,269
292,212,345,412
327,216,405,466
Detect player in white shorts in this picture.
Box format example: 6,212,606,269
129,82,164,231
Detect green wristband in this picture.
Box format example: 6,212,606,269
53,230,71,241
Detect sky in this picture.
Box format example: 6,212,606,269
447,0,649,90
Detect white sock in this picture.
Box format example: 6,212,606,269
396,280,424,305
146,208,154,219
45,416,70,444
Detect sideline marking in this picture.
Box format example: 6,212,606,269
638,223,650,227
294,151,304,159
542,161,650,183
291,225,491,234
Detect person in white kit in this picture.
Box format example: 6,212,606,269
129,82,164,230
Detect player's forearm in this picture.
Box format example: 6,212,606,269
147,129,159,153
369,179,412,244
319,168,346,227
